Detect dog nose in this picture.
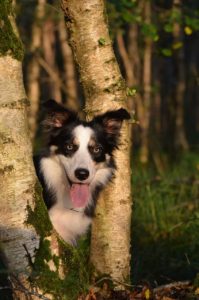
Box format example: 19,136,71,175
75,168,89,181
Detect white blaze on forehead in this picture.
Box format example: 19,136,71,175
62,124,96,181
73,125,94,148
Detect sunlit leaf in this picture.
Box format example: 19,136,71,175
98,37,106,46
161,48,172,57
145,288,151,299
172,42,183,50
195,287,199,295
127,87,137,96
164,23,173,33
184,26,193,35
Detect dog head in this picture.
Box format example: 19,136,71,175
42,99,130,209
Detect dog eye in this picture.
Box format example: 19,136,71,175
93,146,102,153
66,144,74,151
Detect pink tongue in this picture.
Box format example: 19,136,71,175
70,184,90,208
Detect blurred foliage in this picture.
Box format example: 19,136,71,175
107,0,199,53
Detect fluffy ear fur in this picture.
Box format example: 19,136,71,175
42,99,77,129
94,108,130,135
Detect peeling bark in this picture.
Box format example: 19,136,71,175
61,0,132,287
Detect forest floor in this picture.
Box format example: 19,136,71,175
79,280,199,299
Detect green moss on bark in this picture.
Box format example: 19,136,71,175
0,0,24,61
26,182,91,299
30,237,91,299
26,181,52,238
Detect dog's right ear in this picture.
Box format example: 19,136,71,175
42,99,77,128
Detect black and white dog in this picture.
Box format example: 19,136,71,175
34,99,130,245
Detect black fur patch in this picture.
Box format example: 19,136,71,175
33,155,56,209
84,184,104,217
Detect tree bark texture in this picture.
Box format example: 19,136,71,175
61,0,132,286
0,55,40,298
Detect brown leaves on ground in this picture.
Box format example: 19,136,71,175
78,280,199,300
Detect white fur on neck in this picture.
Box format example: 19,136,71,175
49,206,91,245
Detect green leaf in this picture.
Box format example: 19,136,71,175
141,23,158,40
172,42,183,50
126,87,137,96
164,23,173,33
161,48,172,57
98,37,106,46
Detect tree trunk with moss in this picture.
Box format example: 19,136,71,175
0,3,89,299
61,0,132,287
0,1,40,298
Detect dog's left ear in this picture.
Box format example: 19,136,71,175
42,99,77,128
94,108,130,135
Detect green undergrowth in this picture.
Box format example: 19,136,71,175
26,181,91,300
131,152,199,286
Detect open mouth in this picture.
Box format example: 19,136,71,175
66,177,90,208
69,182,90,208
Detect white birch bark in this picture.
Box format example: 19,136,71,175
61,0,132,287
0,56,40,298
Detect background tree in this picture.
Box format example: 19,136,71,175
27,0,45,141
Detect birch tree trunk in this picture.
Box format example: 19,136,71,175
0,1,40,298
0,3,88,299
61,0,132,286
